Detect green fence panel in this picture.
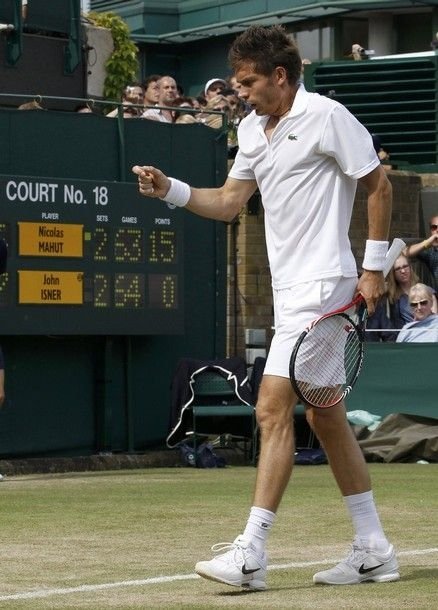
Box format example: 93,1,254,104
348,343,437,419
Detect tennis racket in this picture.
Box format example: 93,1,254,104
289,238,406,408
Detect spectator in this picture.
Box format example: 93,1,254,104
18,100,43,110
203,113,223,130
204,78,227,101
195,95,207,110
198,94,230,133
396,283,438,342
204,94,230,114
106,83,144,118
220,87,244,154
387,254,437,328
227,74,240,93
172,96,197,122
75,104,94,114
175,113,198,125
351,43,368,60
221,87,239,114
142,75,177,123
191,97,202,111
198,94,229,123
143,74,161,108
404,214,438,290
387,254,421,328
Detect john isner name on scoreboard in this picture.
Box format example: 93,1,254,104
18,271,83,304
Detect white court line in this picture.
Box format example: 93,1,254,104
0,547,437,602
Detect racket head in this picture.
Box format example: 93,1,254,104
289,311,364,408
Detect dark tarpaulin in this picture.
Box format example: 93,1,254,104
358,413,438,463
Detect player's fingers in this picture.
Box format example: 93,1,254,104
132,165,146,175
138,181,155,196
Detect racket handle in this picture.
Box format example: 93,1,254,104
383,238,406,278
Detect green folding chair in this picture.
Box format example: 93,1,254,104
191,370,258,465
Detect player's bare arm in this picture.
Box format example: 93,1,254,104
357,165,392,314
132,165,257,223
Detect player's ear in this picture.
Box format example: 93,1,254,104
274,66,288,85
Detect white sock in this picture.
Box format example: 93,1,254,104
344,491,389,551
242,506,276,555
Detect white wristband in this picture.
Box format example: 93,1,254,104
160,177,191,208
362,239,389,271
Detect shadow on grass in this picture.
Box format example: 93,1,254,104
401,567,438,581
216,584,314,596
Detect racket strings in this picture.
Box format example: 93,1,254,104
293,314,362,407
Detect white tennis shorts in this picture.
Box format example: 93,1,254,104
264,276,357,379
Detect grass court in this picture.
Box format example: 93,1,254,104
0,463,436,609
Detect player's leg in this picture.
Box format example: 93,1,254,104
252,374,296,510
307,404,400,585
195,285,307,591
306,402,370,494
194,375,296,591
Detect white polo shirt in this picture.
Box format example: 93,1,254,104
229,85,380,289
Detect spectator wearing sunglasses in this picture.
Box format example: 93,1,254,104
405,214,438,290
396,283,438,342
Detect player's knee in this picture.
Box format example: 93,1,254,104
306,405,347,437
256,394,292,433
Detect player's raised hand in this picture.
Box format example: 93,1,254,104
132,165,170,199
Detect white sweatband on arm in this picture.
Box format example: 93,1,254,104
362,239,389,271
160,177,191,208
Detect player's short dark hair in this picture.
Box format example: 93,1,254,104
228,25,302,85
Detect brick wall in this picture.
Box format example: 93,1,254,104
226,170,423,359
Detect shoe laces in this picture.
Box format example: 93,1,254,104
211,542,235,554
211,538,250,561
344,539,368,566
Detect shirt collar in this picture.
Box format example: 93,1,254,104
289,83,310,117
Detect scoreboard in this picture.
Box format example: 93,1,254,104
0,176,184,335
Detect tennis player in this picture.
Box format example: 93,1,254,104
133,25,399,588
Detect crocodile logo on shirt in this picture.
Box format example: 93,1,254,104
288,133,298,140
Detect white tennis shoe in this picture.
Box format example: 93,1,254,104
195,535,267,590
313,537,400,585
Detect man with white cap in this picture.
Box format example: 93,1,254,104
204,78,227,101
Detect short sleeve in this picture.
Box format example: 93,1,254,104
320,104,380,179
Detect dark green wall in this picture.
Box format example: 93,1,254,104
348,343,437,419
0,107,228,457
